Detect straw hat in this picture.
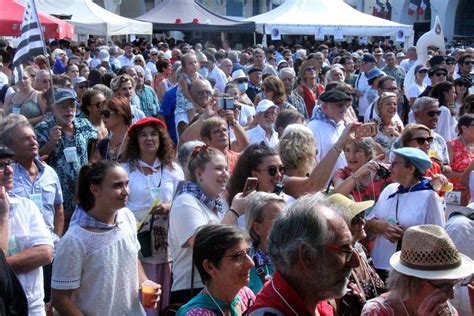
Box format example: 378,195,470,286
327,193,374,220
298,58,321,79
390,225,474,280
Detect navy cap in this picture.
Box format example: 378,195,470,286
54,88,76,104
454,76,472,87
0,144,14,158
319,90,352,103
414,64,429,73
393,147,432,174
429,65,448,76
247,66,263,74
362,53,376,63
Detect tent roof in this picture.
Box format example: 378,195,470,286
136,0,255,32
244,0,412,37
31,0,152,36
0,0,74,38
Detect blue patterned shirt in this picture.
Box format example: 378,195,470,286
136,85,160,117
34,117,97,212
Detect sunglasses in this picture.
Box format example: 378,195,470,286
77,85,88,89
426,279,461,294
100,109,115,118
235,78,248,84
411,136,434,145
433,72,447,77
223,248,251,264
446,62,455,66
463,61,474,65
0,160,12,172
351,211,366,226
256,165,285,177
425,110,442,117
91,101,103,109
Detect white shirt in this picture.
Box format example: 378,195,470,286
366,183,445,270
247,124,279,149
408,82,426,99
146,61,158,74
445,214,474,316
51,208,145,316
238,104,256,127
117,54,135,67
434,106,457,142
355,72,370,116
169,193,224,291
307,118,347,176
8,195,53,316
208,65,228,94
0,71,8,87
363,101,402,123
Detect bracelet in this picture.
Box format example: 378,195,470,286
333,144,343,153
228,209,240,218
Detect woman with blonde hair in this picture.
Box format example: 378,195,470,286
279,123,355,198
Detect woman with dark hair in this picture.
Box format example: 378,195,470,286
155,59,173,102
80,89,107,140
123,118,184,313
447,114,474,205
78,62,90,79
51,161,160,315
254,75,296,112
454,77,471,113
97,96,133,161
458,94,474,117
88,69,104,87
226,142,293,206
65,63,79,81
176,224,255,315
296,59,325,117
168,145,248,304
430,81,457,141
366,148,445,281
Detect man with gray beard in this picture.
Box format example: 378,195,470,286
249,193,360,316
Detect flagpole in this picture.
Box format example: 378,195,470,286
30,0,57,110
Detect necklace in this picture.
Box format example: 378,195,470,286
271,280,298,316
107,130,127,161
205,287,226,315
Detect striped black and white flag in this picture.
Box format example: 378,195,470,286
12,0,46,67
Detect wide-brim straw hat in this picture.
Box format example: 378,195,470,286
327,193,374,220
298,58,321,79
390,225,474,280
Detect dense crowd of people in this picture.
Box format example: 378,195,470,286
1,36,474,315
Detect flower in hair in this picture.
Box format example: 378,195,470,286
191,144,209,158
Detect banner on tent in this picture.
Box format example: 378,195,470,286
315,26,324,41
334,27,344,41
271,26,281,41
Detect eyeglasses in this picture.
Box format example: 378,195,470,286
433,72,447,77
100,109,115,118
235,78,248,84
210,128,228,135
256,165,285,177
326,244,357,262
426,280,461,294
196,90,212,97
446,62,455,66
223,248,251,264
305,67,316,71
351,211,366,226
425,110,442,117
383,87,399,92
0,160,12,172
411,136,434,145
264,111,278,119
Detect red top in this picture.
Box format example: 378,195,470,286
225,149,240,175
300,84,324,117
448,137,474,204
248,271,334,316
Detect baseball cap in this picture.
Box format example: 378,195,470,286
256,99,277,113
72,76,88,86
362,53,376,63
54,88,76,104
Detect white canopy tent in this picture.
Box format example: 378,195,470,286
244,0,412,38
28,0,152,36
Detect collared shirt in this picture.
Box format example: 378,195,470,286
70,206,121,229
174,181,224,214
249,271,333,316
208,65,228,94
7,194,53,314
35,117,97,211
136,85,160,117
288,90,309,119
12,158,63,234
247,124,279,149
117,54,135,67
382,65,406,88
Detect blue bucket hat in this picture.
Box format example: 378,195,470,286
393,147,432,174
366,67,384,81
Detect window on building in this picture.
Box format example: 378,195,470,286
227,0,243,17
